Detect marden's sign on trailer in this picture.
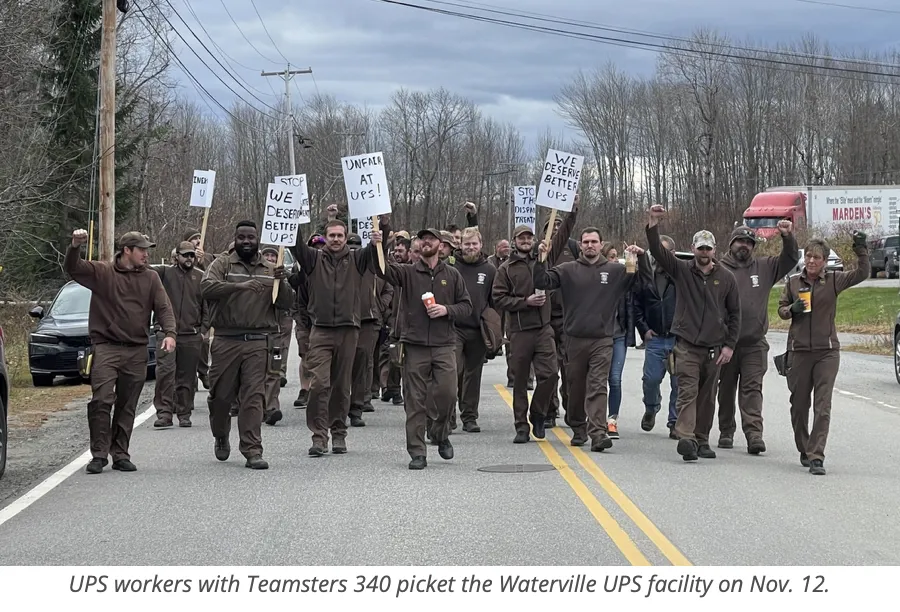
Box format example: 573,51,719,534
261,183,304,247
341,152,392,219
190,170,215,208
535,149,584,212
274,174,311,224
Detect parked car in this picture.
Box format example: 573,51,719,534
868,235,899,278
0,322,8,480
27,281,157,387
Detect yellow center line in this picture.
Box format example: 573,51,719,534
551,427,693,566
493,384,650,566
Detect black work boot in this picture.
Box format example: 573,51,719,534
409,456,427,470
718,435,733,449
677,438,699,461
332,438,347,454
362,401,375,413
570,432,587,447
178,416,192,427
809,459,826,476
591,435,613,452
513,430,530,444
245,455,269,470
215,437,230,461
392,393,404,406
697,444,717,459
350,415,365,427
800,453,811,468
153,417,173,428
308,445,326,457
463,421,480,433
112,459,137,472
294,389,308,408
438,439,454,460
747,437,767,455
531,416,546,440
265,409,282,426
641,410,656,432
85,458,107,474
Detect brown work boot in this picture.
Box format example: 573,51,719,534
245,455,269,470
717,435,733,449
350,415,365,427
294,389,308,408
178,416,192,428
697,444,717,459
332,438,347,454
408,456,427,470
570,432,587,447
591,435,613,452
463,421,481,433
153,417,173,428
308,445,326,457
747,437,766,455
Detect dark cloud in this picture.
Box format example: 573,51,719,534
170,0,900,146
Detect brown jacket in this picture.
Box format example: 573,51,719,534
358,267,394,324
533,255,640,340
64,245,176,346
291,238,379,328
492,250,551,333
778,245,870,351
450,251,496,330
647,225,741,349
200,251,294,335
151,264,207,335
720,233,799,346
382,259,473,347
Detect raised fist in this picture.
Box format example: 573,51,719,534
72,229,88,247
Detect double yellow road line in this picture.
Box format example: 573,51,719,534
493,384,691,566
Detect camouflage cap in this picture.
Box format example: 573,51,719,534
692,230,716,249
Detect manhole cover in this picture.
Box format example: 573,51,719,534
477,464,557,473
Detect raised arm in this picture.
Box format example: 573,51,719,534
64,229,107,292
548,198,579,265
835,232,870,293
289,224,319,274
772,226,800,280
645,220,682,279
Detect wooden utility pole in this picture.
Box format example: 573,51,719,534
98,0,118,261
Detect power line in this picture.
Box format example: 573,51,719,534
179,0,265,75
249,0,291,64
793,0,900,14
218,0,280,65
374,0,900,82
423,0,900,71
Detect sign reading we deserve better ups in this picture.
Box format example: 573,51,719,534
536,149,584,212
261,183,306,247
341,152,392,219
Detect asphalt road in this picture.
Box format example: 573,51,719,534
1,331,899,566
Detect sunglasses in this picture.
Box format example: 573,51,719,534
696,246,713,252
179,252,196,258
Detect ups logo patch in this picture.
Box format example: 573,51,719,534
441,280,447,286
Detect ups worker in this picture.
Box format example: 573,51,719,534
151,241,207,428
492,225,559,443
348,233,394,428
374,227,472,470
260,245,293,426
717,223,799,454
534,229,642,451
66,229,176,474
289,211,382,457
778,233,869,476
646,205,741,462
201,221,294,470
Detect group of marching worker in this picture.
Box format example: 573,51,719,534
64,196,869,476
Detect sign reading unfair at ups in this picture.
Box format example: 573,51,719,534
262,183,306,247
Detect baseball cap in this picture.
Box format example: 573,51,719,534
730,225,758,245
394,230,411,241
439,231,457,247
417,228,442,240
692,230,716,250
347,233,363,248
118,231,155,249
176,241,196,255
261,245,279,256
513,224,534,238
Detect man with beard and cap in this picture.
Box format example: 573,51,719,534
201,221,294,470
373,225,472,469
492,225,559,443
645,206,741,462
66,229,176,474
289,207,382,457
378,236,411,406
258,245,294,426
150,241,207,429
446,227,496,433
716,222,798,454
347,233,394,428
534,229,644,452
183,229,214,270
293,233,326,409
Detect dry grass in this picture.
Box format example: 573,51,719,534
844,334,894,357
768,287,899,335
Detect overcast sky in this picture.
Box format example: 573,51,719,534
164,0,900,148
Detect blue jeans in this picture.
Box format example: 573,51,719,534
608,336,627,418
642,335,678,427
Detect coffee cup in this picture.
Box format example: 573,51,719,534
422,292,436,308
625,250,636,274
798,289,812,313
534,289,545,296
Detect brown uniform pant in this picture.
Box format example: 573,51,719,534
207,335,268,458
264,369,281,417
153,332,202,422
278,315,293,378
305,326,360,447
565,336,613,441
350,321,379,419
672,339,721,443
88,343,148,462
549,318,569,419
508,326,558,433
454,326,487,425
787,350,840,462
198,337,209,381
403,344,456,458
294,322,311,385
716,342,767,442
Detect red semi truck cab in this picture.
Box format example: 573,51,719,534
741,191,807,239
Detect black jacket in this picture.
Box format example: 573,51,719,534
633,258,677,339
615,290,637,347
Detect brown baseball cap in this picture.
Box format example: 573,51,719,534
118,231,155,249
513,224,534,238
176,241,196,255
417,228,442,240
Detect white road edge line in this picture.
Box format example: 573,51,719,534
0,403,157,528
836,388,900,411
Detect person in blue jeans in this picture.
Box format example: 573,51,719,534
601,244,636,439
632,234,679,439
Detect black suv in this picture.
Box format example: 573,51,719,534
870,235,899,278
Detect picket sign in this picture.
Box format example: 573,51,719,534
190,169,216,249
341,152,392,274
535,150,583,261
